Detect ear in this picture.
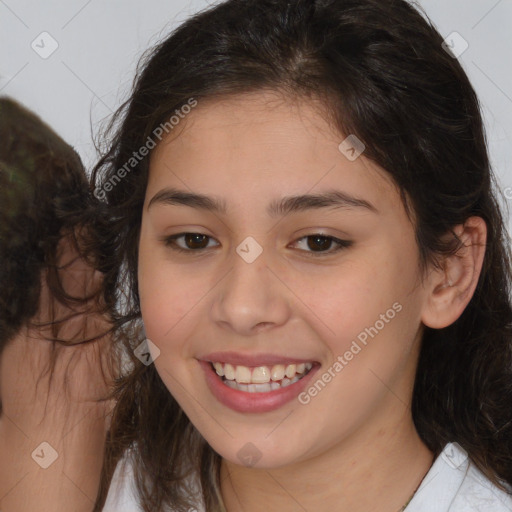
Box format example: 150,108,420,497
421,216,487,329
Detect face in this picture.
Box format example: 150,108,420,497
138,91,430,469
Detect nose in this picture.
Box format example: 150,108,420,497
210,246,291,336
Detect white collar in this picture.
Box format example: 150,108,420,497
405,442,512,511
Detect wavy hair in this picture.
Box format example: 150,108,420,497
0,97,114,425
91,1,512,510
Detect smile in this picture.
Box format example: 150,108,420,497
211,362,314,393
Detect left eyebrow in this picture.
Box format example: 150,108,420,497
147,187,378,215
267,189,378,216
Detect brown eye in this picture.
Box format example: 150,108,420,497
162,232,219,252
307,235,334,251
183,233,210,249
292,234,353,256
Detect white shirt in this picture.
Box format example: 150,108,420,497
102,442,512,511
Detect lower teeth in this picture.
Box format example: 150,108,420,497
222,374,302,393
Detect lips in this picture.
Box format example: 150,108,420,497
198,353,319,413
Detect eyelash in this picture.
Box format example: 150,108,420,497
161,232,353,257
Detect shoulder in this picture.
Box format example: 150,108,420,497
406,442,512,512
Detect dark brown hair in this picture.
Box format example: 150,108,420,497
0,97,112,398
91,0,512,510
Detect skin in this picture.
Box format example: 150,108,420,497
138,90,487,512
0,234,116,512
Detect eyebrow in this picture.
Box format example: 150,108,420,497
147,187,378,216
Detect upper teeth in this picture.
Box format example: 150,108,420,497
212,362,313,384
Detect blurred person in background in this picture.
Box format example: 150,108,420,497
0,97,118,512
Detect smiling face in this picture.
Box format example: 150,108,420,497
138,90,431,469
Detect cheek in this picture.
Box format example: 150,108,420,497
138,267,195,353
138,236,216,357
306,246,420,360
293,256,393,333
138,254,199,398
138,235,181,349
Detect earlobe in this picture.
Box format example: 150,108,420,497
421,216,487,329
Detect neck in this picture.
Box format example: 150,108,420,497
220,406,434,512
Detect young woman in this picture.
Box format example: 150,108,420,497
92,0,512,510
0,98,117,511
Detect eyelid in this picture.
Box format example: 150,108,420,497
289,235,353,256
161,232,220,253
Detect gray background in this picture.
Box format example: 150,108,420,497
1,0,511,233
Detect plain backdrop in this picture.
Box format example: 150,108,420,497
1,0,511,234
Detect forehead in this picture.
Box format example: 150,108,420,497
147,90,403,219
